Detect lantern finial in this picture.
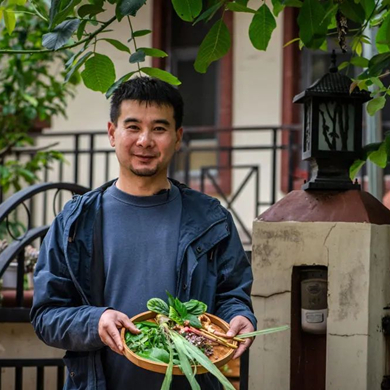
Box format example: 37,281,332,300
329,50,337,73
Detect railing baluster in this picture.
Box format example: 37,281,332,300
37,366,44,390
57,366,65,390
89,134,95,189
105,152,110,182
271,128,277,205
42,168,49,226
74,134,80,184
16,251,25,307
15,367,23,390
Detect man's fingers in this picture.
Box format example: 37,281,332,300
233,339,252,359
108,326,124,353
122,318,140,334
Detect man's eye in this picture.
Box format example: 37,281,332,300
155,127,166,131
127,125,139,130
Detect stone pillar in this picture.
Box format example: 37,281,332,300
249,190,390,390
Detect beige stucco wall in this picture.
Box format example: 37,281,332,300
250,220,390,390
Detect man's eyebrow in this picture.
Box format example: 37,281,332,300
153,119,171,126
123,117,140,124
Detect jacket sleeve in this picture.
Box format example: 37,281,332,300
30,212,109,352
214,211,257,329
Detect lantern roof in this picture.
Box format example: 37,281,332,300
293,51,371,103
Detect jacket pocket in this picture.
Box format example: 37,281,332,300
63,351,90,390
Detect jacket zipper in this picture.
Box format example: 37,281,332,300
176,216,227,296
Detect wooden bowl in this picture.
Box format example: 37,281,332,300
121,310,236,375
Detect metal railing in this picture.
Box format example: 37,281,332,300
0,125,303,246
0,358,65,390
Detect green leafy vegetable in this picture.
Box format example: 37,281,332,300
147,298,170,315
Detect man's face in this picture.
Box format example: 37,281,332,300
108,100,183,179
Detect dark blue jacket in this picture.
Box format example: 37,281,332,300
31,180,256,389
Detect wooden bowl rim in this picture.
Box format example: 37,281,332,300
121,310,236,375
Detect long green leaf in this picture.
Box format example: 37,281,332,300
81,53,116,93
4,9,16,35
105,71,137,99
49,0,61,29
249,4,277,51
161,341,174,390
101,38,131,54
172,0,202,22
350,159,366,180
297,0,327,49
235,325,290,339
193,2,222,25
170,332,200,390
225,2,257,14
368,141,387,168
194,19,231,73
42,19,81,50
65,51,93,83
376,12,390,53
138,47,168,58
171,332,235,390
51,0,82,28
140,67,181,86
339,0,365,24
367,96,386,116
116,0,147,21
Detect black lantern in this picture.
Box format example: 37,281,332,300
293,52,371,191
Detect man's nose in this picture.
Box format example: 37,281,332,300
136,130,154,147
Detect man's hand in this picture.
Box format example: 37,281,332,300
226,315,255,359
98,309,140,355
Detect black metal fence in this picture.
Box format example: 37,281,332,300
0,358,65,390
0,125,303,246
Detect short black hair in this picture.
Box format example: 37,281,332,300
110,76,184,129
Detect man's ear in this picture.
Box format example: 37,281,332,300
107,122,116,147
175,127,183,151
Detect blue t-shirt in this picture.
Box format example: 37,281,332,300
101,182,186,389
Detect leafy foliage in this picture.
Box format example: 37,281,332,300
0,0,75,213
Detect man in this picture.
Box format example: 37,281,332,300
31,77,256,389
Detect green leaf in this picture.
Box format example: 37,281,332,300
236,0,249,5
49,0,61,29
367,96,386,116
116,0,147,21
132,29,152,38
338,61,350,70
105,71,137,99
51,0,82,28
101,38,130,53
376,12,390,53
350,159,366,180
78,4,104,18
129,50,146,63
360,0,376,18
271,0,284,17
149,347,170,364
350,56,369,67
140,67,181,85
249,4,277,51
236,325,290,339
77,19,88,40
138,47,168,58
147,298,169,315
339,0,365,24
22,93,38,107
185,314,202,328
193,2,222,25
174,298,188,318
368,142,387,168
81,53,116,93
194,19,231,73
183,300,207,315
368,53,390,77
65,51,93,83
166,291,175,308
225,2,257,14
170,332,200,390
3,9,16,35
297,0,327,49
169,306,183,324
172,0,202,22
171,331,235,390
161,343,174,390
42,19,81,50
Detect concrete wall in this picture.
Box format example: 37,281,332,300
250,220,390,390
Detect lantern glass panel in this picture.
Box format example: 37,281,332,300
303,102,311,153
317,100,355,152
